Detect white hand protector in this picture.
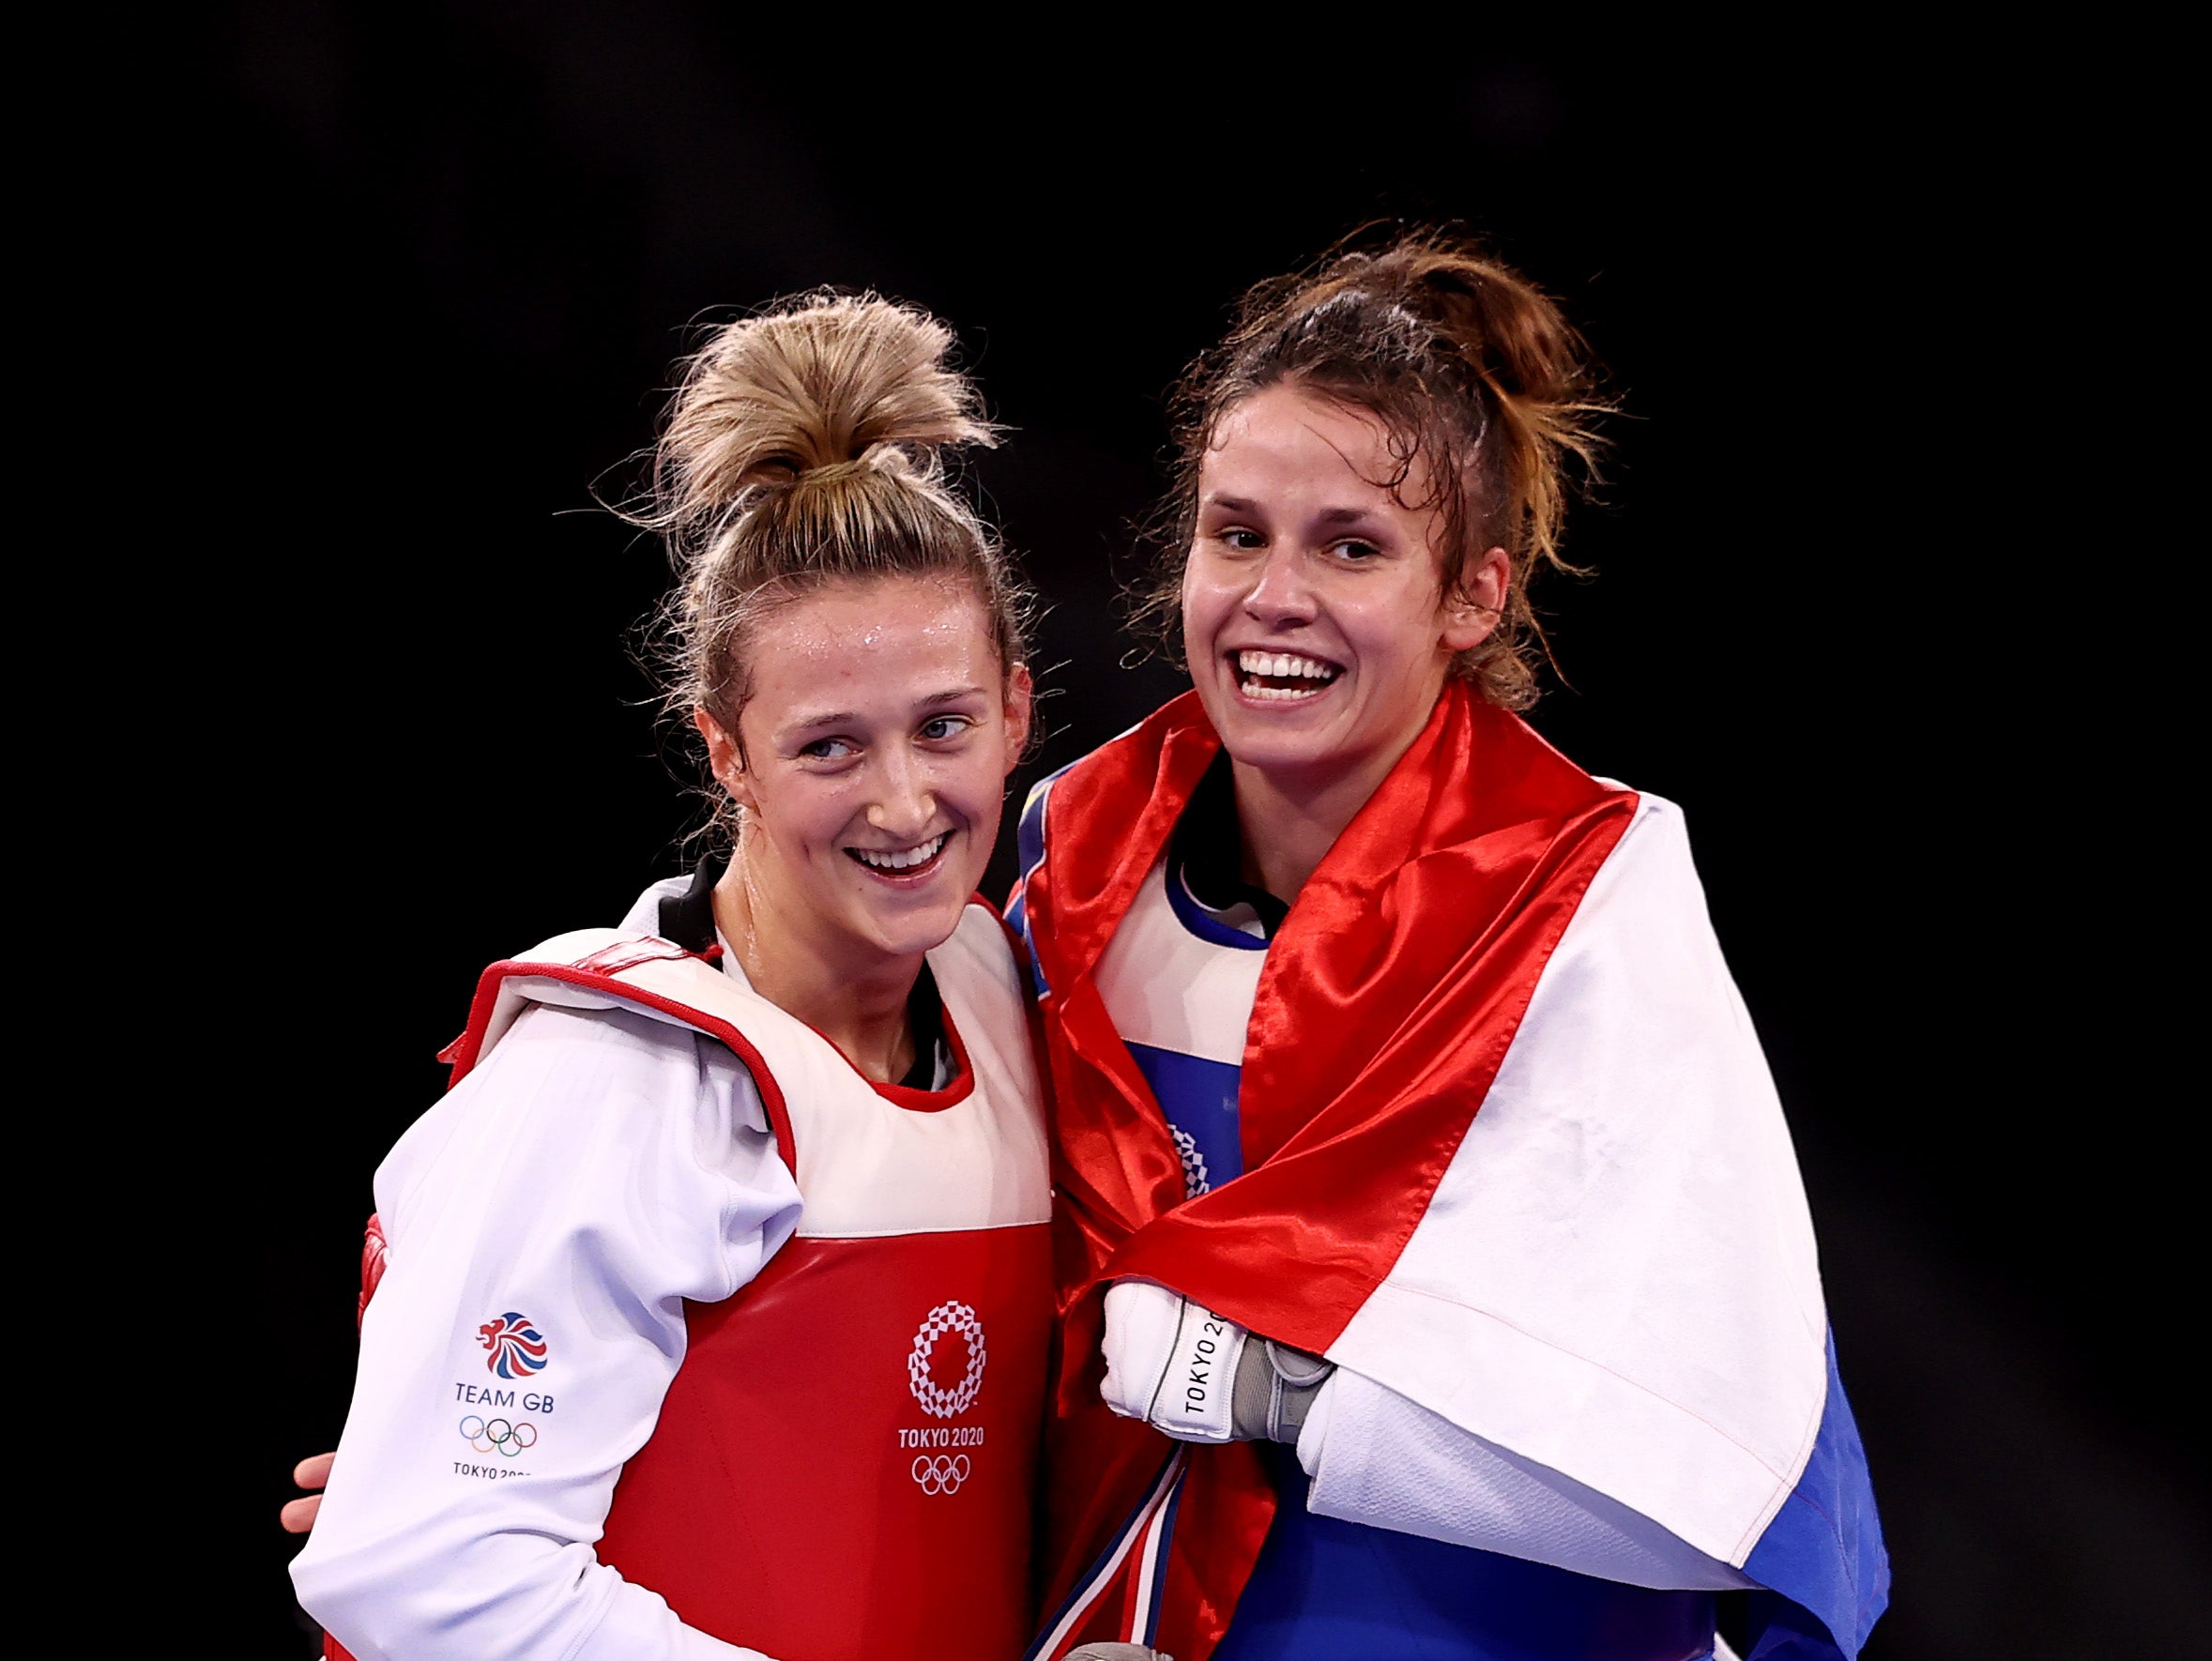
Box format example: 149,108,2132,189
1100,1280,1336,1445
1064,1647,1175,1661
1101,1279,1249,1442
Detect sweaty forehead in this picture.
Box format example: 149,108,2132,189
1203,387,1433,516
771,574,984,646
750,579,996,707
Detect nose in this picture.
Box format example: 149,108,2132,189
1241,544,1316,628
865,750,938,841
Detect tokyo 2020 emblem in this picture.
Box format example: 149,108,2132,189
1171,1124,1212,1197
911,1454,970,1495
908,1301,985,1419
478,1312,550,1379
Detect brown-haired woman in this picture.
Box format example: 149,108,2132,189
1016,235,1889,1661
290,294,1055,1661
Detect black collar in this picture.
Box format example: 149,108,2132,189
658,857,722,953
1167,754,1290,938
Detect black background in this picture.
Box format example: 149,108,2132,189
184,8,2192,1655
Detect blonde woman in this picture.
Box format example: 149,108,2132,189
292,295,1053,1661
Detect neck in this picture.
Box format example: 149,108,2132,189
709,855,921,1086
1227,758,1370,904
1226,688,1443,905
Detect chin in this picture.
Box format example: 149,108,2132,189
1202,688,1350,773
861,891,973,961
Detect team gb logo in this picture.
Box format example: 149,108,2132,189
908,1301,986,1418
479,1312,550,1379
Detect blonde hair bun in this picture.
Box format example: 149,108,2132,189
657,292,997,531
637,291,1031,744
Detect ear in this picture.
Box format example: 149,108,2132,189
1001,663,1035,773
1442,547,1510,652
693,706,759,815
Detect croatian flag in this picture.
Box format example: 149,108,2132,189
1016,686,1888,1661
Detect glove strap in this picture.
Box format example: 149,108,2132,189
1230,1336,1335,1442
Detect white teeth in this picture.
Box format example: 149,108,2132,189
851,833,948,872
1237,649,1336,679
1235,648,1340,693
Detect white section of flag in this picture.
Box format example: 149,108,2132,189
1326,794,1830,1568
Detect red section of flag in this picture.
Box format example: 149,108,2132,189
1025,682,1634,1660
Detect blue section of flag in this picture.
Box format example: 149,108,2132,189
1741,1332,1889,1659
1216,1447,1718,1661
1126,1041,1244,1193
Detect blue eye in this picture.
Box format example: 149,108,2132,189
920,715,972,742
800,737,858,761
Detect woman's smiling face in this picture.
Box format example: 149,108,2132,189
1182,383,1503,805
696,573,1029,976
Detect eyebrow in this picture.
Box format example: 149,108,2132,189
1202,494,1386,528
782,686,991,734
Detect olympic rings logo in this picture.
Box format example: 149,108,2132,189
911,1454,971,1495
908,1301,986,1419
458,1414,539,1458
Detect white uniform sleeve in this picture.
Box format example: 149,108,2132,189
290,1000,804,1661
1295,1366,1754,1591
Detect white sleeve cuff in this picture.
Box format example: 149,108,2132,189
1298,1365,1755,1592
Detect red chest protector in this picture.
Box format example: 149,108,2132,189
341,906,1053,1661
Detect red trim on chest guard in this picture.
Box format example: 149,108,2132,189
444,958,802,1175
